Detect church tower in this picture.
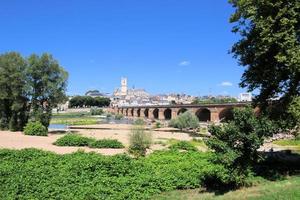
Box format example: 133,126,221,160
120,77,127,96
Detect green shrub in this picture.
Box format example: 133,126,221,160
54,134,125,149
169,141,198,152
89,139,124,149
155,121,162,128
54,134,95,146
129,125,152,157
115,113,123,120
90,108,104,115
169,111,199,130
106,113,112,118
0,148,219,200
23,121,47,136
206,106,278,187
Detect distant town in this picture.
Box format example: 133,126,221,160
63,77,252,109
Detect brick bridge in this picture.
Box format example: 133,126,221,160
109,102,250,122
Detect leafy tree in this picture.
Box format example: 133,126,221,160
0,52,29,131
229,0,300,115
288,96,300,135
206,107,277,186
27,53,68,128
69,96,110,108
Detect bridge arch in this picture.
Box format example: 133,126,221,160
130,108,134,117
153,108,159,119
219,108,234,122
164,108,172,120
125,109,129,116
144,108,149,118
177,108,187,115
137,108,141,117
196,108,211,122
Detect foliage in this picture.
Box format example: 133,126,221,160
27,53,68,129
288,96,300,135
54,134,124,149
54,134,95,147
89,139,124,149
192,97,238,105
0,52,29,131
69,96,111,108
129,125,152,157
0,148,222,200
205,107,277,186
23,121,48,136
229,0,300,118
90,108,104,116
169,141,198,152
155,121,162,128
115,113,124,120
169,111,199,130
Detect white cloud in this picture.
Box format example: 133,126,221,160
178,60,191,66
220,81,233,87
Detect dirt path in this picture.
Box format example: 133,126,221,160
0,125,196,155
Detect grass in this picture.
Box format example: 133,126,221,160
51,111,100,125
152,175,300,200
50,117,98,125
273,139,300,146
273,139,300,154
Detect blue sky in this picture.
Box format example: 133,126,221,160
0,0,247,96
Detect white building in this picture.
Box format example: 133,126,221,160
239,93,252,102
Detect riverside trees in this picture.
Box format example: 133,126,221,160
229,0,300,125
0,52,68,131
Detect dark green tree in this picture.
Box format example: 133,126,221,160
206,107,277,186
27,53,68,128
229,0,300,116
0,52,29,131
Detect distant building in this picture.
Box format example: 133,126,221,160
239,93,252,102
114,77,128,96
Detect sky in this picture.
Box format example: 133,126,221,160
0,0,248,97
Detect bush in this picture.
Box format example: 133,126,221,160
90,108,104,115
169,111,199,130
0,148,219,199
169,141,198,152
23,121,47,136
89,139,124,149
155,121,162,128
54,134,95,146
54,134,125,149
128,125,152,157
115,113,123,120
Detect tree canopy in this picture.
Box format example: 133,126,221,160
0,52,68,131
229,0,300,112
69,96,111,108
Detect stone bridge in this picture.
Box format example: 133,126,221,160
109,102,250,122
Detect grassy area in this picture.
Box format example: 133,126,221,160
51,111,100,125
273,139,300,154
273,139,300,146
152,176,300,200
50,117,99,125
